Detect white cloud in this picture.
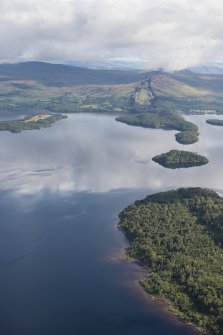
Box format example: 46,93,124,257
0,0,223,69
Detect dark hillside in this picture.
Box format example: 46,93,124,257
0,61,148,86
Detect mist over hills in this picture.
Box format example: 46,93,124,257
189,63,223,75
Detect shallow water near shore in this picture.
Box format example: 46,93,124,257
0,113,222,334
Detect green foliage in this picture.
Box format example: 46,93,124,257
116,110,199,144
206,119,223,127
118,188,223,335
152,150,208,169
116,110,198,131
175,131,199,144
0,114,67,133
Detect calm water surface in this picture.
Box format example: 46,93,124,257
0,113,222,335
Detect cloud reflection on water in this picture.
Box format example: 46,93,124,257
0,113,222,194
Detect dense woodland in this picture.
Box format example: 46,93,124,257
152,150,209,169
116,110,198,131
118,188,223,335
175,130,199,144
116,110,199,144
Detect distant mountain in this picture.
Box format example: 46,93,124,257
0,61,223,115
1,61,223,93
0,61,148,86
173,69,223,92
65,60,149,71
188,63,223,75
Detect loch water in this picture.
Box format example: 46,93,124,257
0,113,222,335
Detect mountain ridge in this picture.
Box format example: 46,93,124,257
0,61,223,115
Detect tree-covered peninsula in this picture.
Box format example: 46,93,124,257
116,111,199,144
118,188,223,335
206,119,223,127
152,150,209,169
0,114,67,133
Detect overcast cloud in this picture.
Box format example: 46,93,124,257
0,0,223,69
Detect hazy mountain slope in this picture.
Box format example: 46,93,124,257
150,74,210,97
1,61,223,93
0,61,148,86
173,70,223,93
189,64,223,75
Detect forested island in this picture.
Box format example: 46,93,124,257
0,114,67,133
152,150,209,169
206,119,223,127
175,130,199,144
116,111,199,144
118,188,223,335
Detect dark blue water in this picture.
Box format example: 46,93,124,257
0,113,222,335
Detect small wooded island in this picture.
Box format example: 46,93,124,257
152,150,209,169
0,114,67,133
175,130,199,144
118,188,223,335
116,111,199,144
206,119,223,127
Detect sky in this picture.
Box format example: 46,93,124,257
0,0,223,70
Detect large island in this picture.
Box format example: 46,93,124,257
152,150,209,169
116,111,199,144
118,188,223,335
